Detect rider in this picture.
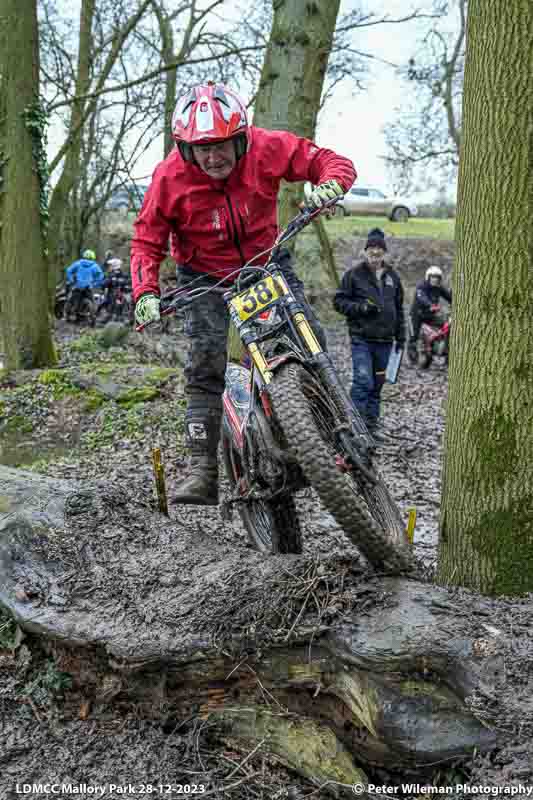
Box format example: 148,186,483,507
408,265,452,360
102,250,115,276
131,81,355,506
102,258,131,319
65,249,105,318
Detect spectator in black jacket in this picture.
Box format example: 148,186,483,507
408,266,452,361
333,228,405,434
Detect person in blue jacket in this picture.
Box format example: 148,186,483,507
65,249,104,319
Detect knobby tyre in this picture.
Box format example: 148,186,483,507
268,362,414,573
221,428,302,555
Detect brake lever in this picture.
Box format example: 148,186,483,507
135,295,193,332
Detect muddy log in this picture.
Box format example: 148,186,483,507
0,467,505,794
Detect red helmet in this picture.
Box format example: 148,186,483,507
171,83,249,162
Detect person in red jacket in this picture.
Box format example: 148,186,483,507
132,82,356,506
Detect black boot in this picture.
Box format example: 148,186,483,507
173,455,218,506
174,401,221,506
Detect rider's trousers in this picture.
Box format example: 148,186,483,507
178,252,326,456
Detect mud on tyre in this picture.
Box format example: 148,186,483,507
268,362,414,573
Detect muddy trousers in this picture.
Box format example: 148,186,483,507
180,263,326,461
409,305,437,343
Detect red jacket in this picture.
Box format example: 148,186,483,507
130,126,356,301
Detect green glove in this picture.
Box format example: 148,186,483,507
307,179,344,209
135,293,160,326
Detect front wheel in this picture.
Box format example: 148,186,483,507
221,427,302,555
268,363,414,573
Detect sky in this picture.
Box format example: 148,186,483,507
314,0,431,193
134,0,438,197
49,0,447,200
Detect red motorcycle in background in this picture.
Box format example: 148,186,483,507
419,314,451,369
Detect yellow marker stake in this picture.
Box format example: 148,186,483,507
406,507,417,544
152,447,169,516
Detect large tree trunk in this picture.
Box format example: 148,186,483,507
1,466,514,794
438,0,533,595
0,0,56,370
253,0,341,286
47,0,95,293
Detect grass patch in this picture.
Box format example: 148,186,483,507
116,386,160,407
69,332,102,355
4,413,34,434
37,368,81,400
80,397,186,451
311,214,455,241
145,367,179,385
0,609,18,648
98,323,130,350
83,390,107,412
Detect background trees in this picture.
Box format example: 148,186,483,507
0,0,56,370
437,0,533,595
384,0,465,194
42,0,265,282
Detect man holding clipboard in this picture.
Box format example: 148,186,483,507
333,228,405,439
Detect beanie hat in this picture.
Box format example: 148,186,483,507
365,228,387,251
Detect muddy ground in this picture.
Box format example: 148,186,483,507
1,234,532,797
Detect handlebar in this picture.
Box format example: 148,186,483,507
134,197,342,332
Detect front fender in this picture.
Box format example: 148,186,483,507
267,352,307,374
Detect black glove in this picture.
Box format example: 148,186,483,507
354,298,380,317
395,340,405,353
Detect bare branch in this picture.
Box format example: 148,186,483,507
47,44,264,114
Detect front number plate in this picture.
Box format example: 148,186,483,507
231,274,284,321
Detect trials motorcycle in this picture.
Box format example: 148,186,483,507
419,314,451,369
151,202,414,573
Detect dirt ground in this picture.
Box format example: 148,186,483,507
1,235,532,797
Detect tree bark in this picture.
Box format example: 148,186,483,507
46,0,153,288
0,466,507,794
438,0,533,595
46,0,95,288
152,2,177,158
253,0,342,287
0,0,56,370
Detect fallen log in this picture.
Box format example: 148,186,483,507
0,466,511,795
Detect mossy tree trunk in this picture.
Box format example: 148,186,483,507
46,0,152,291
0,0,56,370
437,0,533,595
47,0,95,293
253,0,341,283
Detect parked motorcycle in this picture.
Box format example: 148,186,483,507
148,203,414,574
419,315,451,369
65,287,97,327
54,282,67,319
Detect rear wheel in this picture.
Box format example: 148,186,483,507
391,206,409,222
79,297,96,326
407,342,419,366
420,351,433,369
221,427,302,555
268,363,414,572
